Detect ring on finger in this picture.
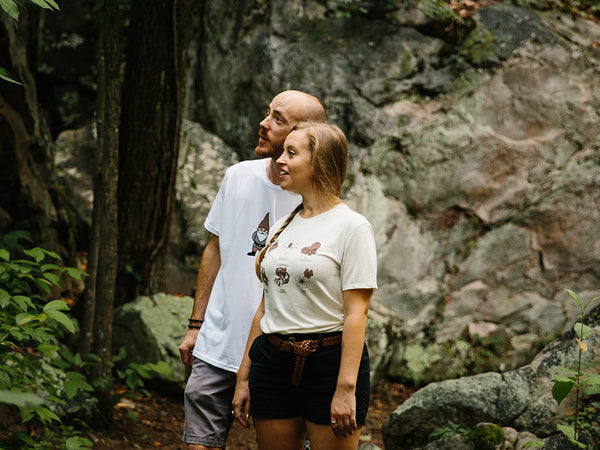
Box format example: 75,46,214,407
330,419,337,425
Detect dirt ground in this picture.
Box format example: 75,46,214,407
87,381,414,449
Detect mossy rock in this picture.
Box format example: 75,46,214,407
467,423,504,450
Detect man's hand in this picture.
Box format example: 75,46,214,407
179,328,200,371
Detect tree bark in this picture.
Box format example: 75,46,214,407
82,0,120,422
116,0,192,306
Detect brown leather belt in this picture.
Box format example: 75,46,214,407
267,334,342,387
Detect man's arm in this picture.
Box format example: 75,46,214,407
178,234,221,371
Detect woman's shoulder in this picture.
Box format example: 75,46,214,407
334,204,373,230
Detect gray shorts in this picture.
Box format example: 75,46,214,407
183,357,236,447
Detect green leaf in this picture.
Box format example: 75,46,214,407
65,436,93,450
15,313,37,326
0,248,9,261
0,390,44,408
585,296,600,309
29,0,53,9
46,309,75,333
0,288,9,307
583,384,600,396
37,342,59,357
0,0,20,21
40,263,62,272
522,441,545,448
64,372,94,399
24,247,45,263
553,374,576,383
42,271,60,286
552,380,575,405
43,299,69,312
147,361,173,380
41,248,61,260
556,423,587,448
34,406,61,424
12,295,33,312
573,322,592,340
32,0,60,10
566,289,583,309
64,266,86,280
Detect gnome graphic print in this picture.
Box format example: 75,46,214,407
247,213,270,256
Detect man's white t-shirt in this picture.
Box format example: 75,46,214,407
192,159,300,372
259,203,378,335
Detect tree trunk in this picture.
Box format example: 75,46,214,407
82,0,120,423
116,0,192,306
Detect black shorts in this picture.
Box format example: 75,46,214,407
248,333,370,425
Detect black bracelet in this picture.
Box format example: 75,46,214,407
188,325,201,329
188,318,204,324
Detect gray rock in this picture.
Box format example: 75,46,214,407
113,293,194,391
383,308,600,448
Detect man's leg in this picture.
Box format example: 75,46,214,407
183,358,236,449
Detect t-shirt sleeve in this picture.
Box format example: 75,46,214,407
340,221,378,291
204,167,230,236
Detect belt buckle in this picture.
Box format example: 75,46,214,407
281,340,293,352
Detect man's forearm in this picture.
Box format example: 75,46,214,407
190,234,221,320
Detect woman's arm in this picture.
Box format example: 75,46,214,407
330,288,373,437
232,296,266,429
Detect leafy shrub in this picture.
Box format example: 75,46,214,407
0,230,92,447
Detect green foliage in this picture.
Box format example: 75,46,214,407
0,231,174,448
550,289,600,448
0,0,60,21
0,230,92,447
429,420,470,440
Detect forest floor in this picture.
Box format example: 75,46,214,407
86,381,414,449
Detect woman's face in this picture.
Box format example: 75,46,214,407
276,129,315,194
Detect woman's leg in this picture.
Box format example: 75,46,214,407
305,421,362,450
254,417,306,450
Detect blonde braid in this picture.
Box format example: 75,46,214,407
255,204,303,281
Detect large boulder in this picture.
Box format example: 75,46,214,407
382,302,600,449
113,293,194,391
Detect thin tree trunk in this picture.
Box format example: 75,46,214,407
87,0,120,423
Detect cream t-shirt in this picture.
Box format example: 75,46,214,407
260,203,377,335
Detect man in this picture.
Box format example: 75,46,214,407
179,90,328,449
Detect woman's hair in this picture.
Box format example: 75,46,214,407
294,121,348,200
255,122,348,281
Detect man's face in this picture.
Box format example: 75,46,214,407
255,92,300,159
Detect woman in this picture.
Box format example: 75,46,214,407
232,122,377,450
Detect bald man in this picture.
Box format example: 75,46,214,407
179,91,327,450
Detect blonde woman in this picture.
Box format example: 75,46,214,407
232,122,377,450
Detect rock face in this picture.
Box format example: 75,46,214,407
382,303,600,449
46,1,600,385
187,0,600,384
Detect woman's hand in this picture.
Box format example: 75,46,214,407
232,365,252,429
329,384,357,437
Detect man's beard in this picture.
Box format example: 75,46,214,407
255,142,283,159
